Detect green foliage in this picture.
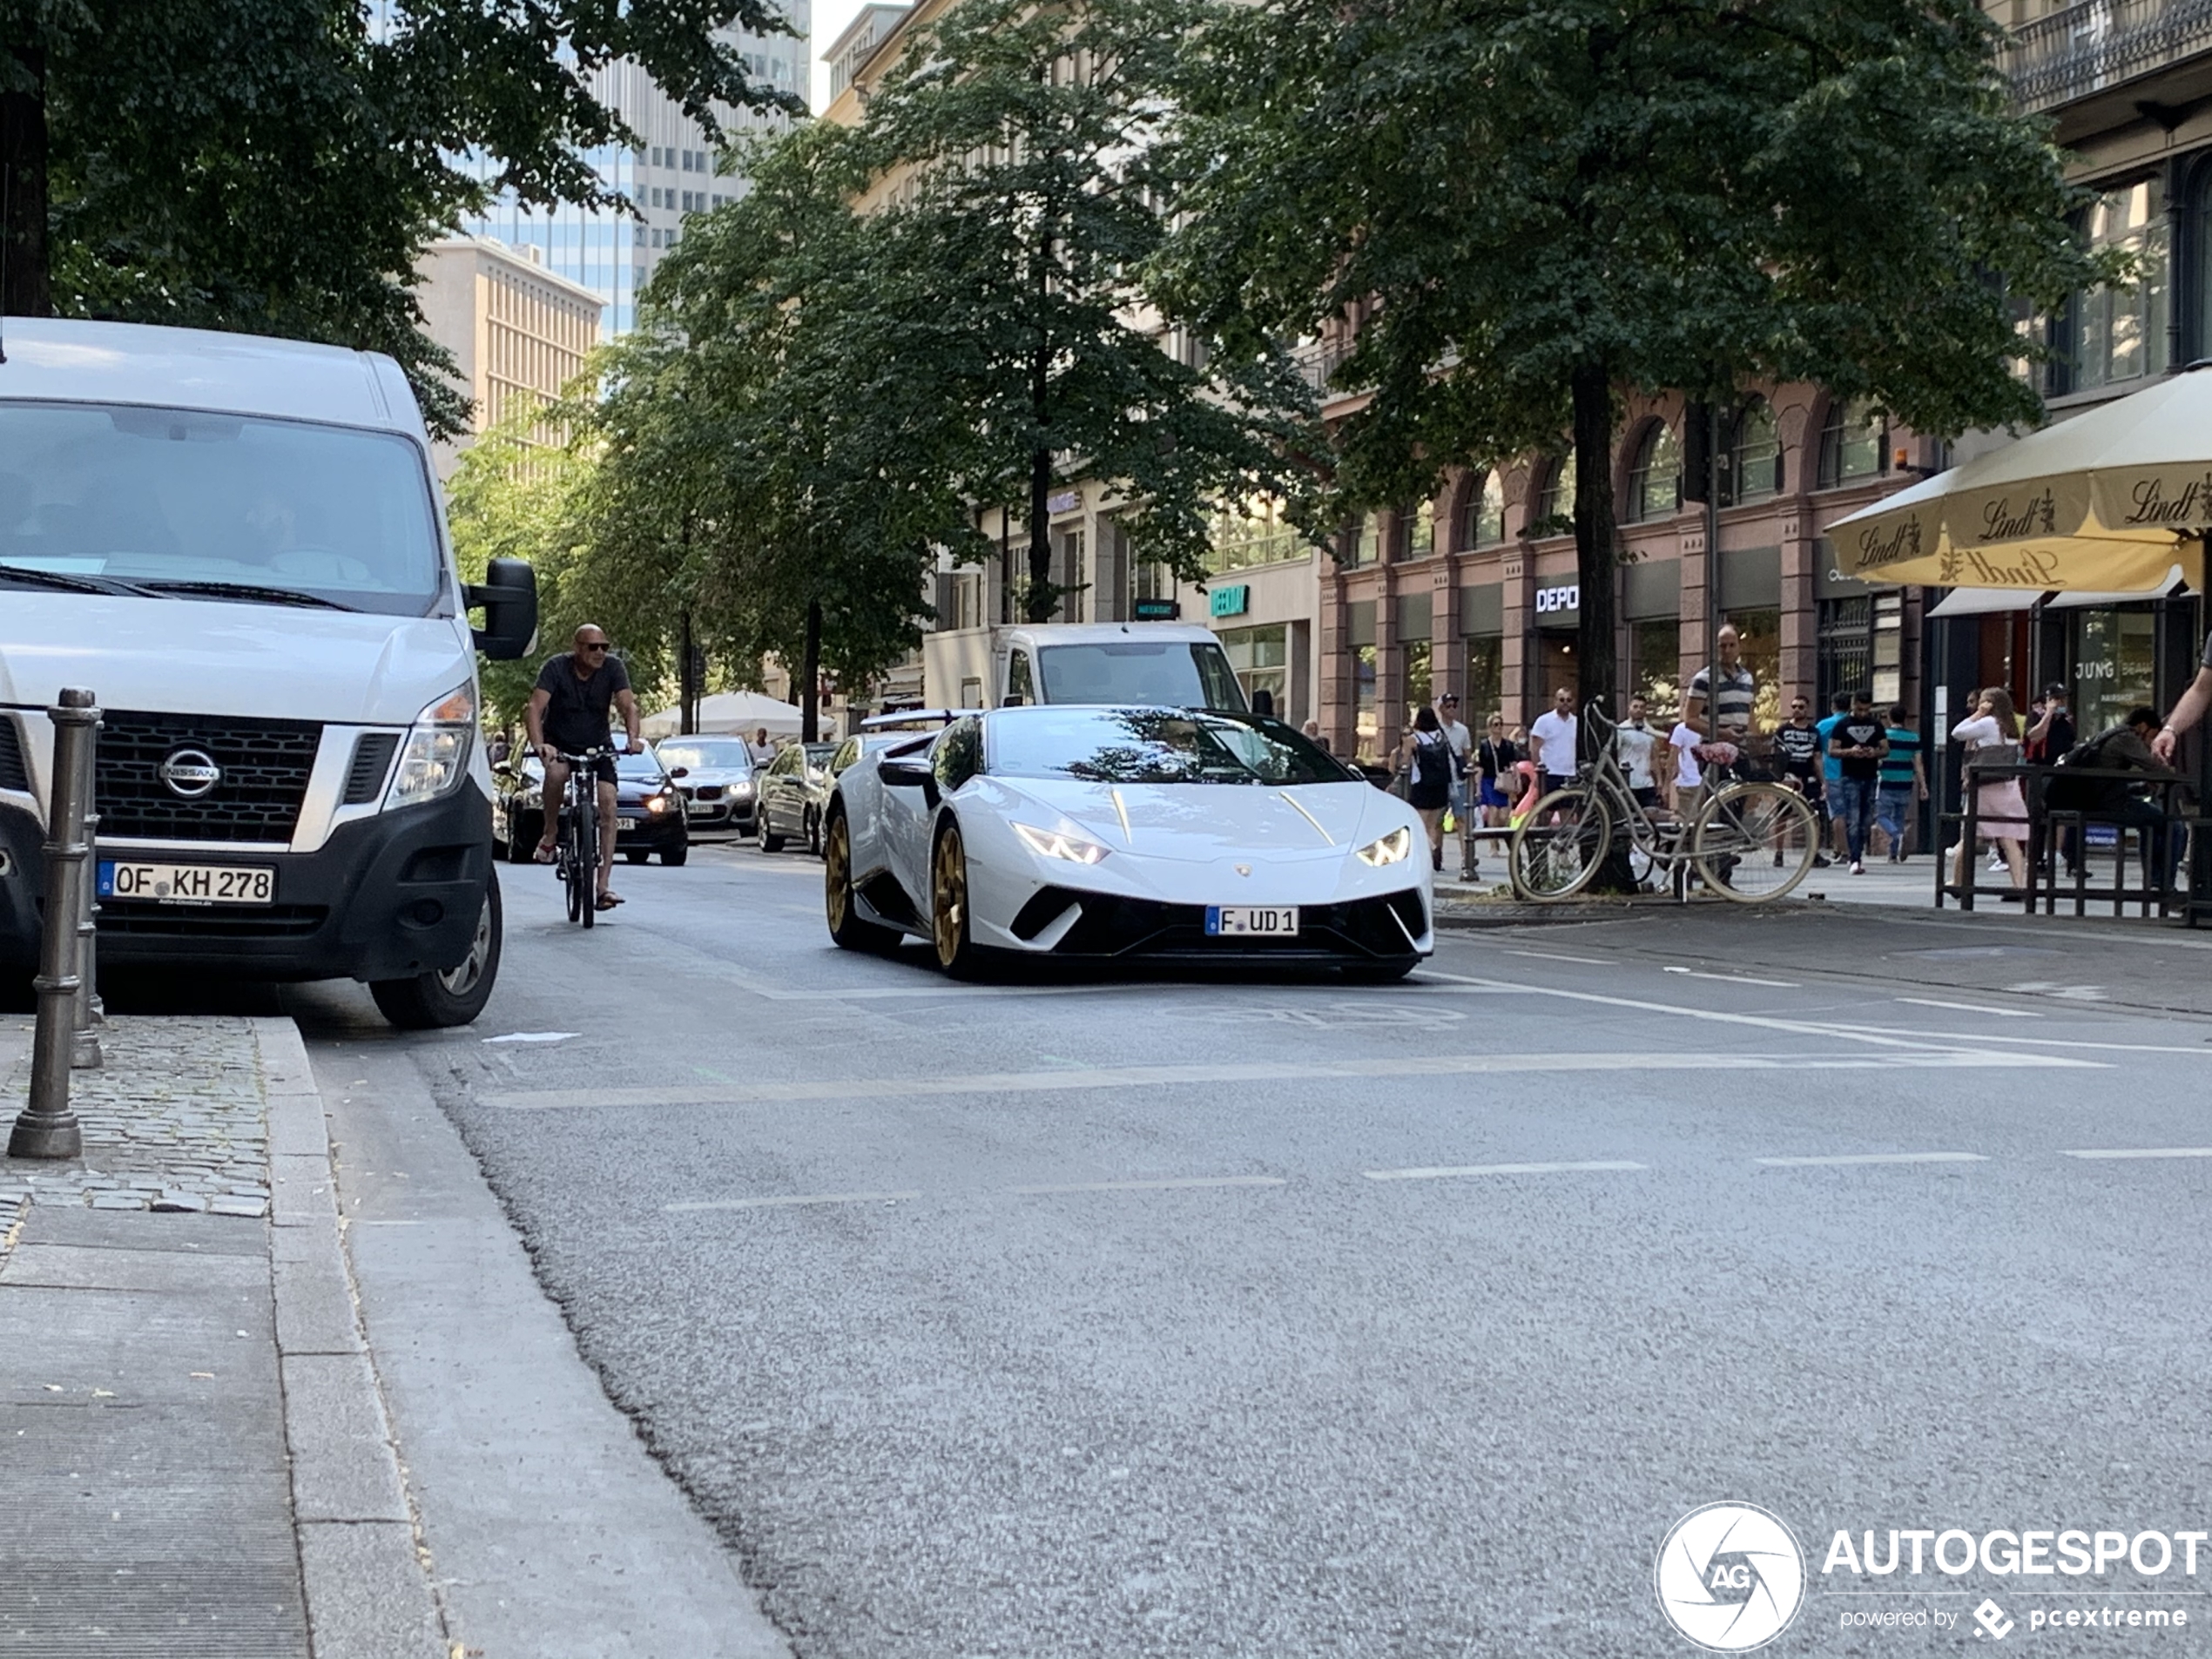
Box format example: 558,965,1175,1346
1,0,799,435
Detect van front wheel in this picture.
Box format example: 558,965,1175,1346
370,873,503,1029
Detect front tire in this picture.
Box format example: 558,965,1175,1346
624,848,648,865
661,843,688,867
825,808,899,953
805,807,822,858
508,810,541,864
370,873,503,1028
930,819,990,979
1508,788,1613,901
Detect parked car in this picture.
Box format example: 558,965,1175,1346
653,736,757,836
755,740,838,855
495,746,691,866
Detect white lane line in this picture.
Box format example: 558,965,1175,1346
1857,1026,2209,1055
489,1048,2080,1111
2061,1147,2212,1161
1662,965,1800,987
1503,949,1610,965
1754,1152,1988,1168
665,1190,921,1212
1004,1176,1285,1195
1364,1160,1647,1181
1896,997,2037,1019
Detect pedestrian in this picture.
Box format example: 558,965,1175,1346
1300,716,1327,751
1876,705,1927,862
1771,693,1828,850
2047,705,2186,891
1435,694,1475,876
1666,714,1707,819
1617,694,1661,813
2150,635,2212,766
1528,685,1579,798
1476,714,1518,829
1251,687,1276,718
1813,691,1851,858
1950,687,2028,895
1684,623,1755,738
1826,691,1889,874
1396,705,1454,871
747,725,777,765
2024,681,2074,765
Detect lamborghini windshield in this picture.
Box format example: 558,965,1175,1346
987,706,1350,786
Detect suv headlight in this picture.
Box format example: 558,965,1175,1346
1013,822,1110,865
387,684,476,809
1354,826,1413,867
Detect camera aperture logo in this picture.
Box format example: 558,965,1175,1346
1656,1502,1807,1652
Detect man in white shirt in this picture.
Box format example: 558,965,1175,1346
746,725,778,765
1616,694,1660,811
1527,685,1579,795
1438,693,1474,877
1667,718,1704,815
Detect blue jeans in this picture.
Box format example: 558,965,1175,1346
1833,777,1878,864
1876,785,1913,857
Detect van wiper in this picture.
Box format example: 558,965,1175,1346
0,561,157,597
132,578,355,610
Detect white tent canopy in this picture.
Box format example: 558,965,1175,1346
640,691,805,740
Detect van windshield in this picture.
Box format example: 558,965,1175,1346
1034,640,1247,711
0,402,444,616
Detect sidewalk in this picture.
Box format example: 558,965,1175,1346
0,1014,439,1658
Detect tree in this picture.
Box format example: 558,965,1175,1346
854,0,1321,622
1163,0,2115,736
1,0,798,433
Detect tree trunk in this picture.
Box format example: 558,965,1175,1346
0,44,53,319
800,597,821,742
1025,336,1053,622
1570,360,1635,892
679,609,698,734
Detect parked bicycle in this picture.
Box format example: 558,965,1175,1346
553,745,615,927
1508,705,1818,903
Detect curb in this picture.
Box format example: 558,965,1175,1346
253,1016,447,1659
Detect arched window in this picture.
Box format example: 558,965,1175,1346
1533,453,1575,534
1405,501,1435,558
1728,399,1782,504
1623,422,1682,523
1817,399,1886,489
1460,470,1506,549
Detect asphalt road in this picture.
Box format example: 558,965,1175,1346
302,846,2212,1654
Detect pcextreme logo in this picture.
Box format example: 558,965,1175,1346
1655,1502,1808,1653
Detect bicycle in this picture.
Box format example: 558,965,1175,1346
1507,704,1818,904
551,746,614,927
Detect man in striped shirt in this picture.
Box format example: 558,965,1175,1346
1876,705,1926,861
1685,623,1755,738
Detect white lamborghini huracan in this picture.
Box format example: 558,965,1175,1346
823,706,1434,980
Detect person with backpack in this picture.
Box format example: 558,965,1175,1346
1397,705,1456,873
2047,705,2185,890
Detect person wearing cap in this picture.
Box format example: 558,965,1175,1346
2025,681,2074,765
1436,694,1474,878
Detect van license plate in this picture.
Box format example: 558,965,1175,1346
98,861,274,906
1206,906,1298,937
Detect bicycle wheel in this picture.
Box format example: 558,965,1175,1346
1693,781,1818,901
1508,788,1614,901
577,787,600,927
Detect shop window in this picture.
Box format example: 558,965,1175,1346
1460,471,1506,549
1532,453,1575,536
1727,399,1782,504
1623,422,1682,523
1405,501,1435,559
2057,179,2168,395
1816,400,1885,489
1353,644,1379,761
1463,636,1503,722
2072,607,2157,736
1219,623,1290,711
1630,620,1681,719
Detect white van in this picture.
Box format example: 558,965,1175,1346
994,623,1248,711
0,320,536,1027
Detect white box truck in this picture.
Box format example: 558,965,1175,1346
0,320,536,1027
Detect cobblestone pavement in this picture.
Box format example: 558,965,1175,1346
0,1013,271,1245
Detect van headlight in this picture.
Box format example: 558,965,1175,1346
1354,826,1413,867
387,684,476,809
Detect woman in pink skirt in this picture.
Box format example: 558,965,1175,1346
1950,686,2028,892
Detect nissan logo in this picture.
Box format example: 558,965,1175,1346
158,748,223,799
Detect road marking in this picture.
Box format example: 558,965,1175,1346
1753,1152,1988,1168
489,1048,2083,1111
1502,949,1609,965
1662,965,1800,987
1004,1176,1285,1195
1364,1160,1647,1181
482,1031,582,1043
1895,998,2036,1018
665,1190,922,1213
1857,1027,2209,1055
2061,1147,2212,1161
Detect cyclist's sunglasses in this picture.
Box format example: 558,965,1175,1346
580,640,612,653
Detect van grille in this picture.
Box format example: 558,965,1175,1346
96,711,322,842
0,718,27,794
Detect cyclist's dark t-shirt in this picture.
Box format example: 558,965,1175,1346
536,652,631,752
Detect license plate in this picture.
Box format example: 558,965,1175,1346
98,860,274,906
1205,905,1298,937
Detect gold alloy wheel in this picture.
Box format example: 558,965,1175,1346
931,826,968,971
825,813,852,933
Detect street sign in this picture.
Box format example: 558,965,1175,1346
1209,583,1249,618
1133,598,1180,621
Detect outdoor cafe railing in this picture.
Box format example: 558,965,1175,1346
1935,761,2200,920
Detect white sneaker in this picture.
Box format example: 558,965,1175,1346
1849,860,1865,874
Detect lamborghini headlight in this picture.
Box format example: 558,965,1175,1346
387,684,476,809
1013,822,1111,865
1354,826,1414,867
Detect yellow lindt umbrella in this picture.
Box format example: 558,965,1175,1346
1827,367,2212,595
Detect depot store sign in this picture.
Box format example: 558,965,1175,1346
1534,583,1580,616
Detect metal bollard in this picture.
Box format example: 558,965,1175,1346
71,701,103,1067
10,689,98,1159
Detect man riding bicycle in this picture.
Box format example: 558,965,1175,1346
523,624,643,910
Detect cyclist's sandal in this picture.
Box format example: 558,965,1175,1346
596,892,624,909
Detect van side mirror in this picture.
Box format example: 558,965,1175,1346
465,558,538,661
